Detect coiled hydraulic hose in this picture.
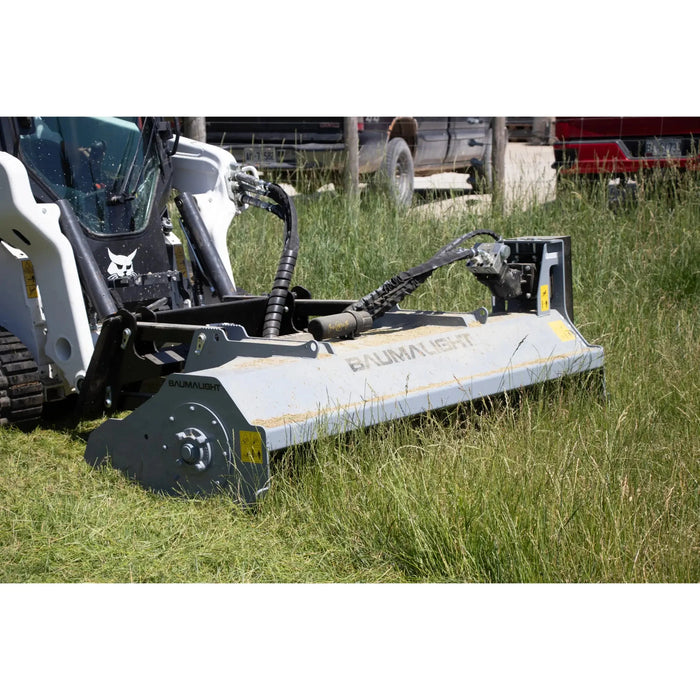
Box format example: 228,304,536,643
235,174,299,337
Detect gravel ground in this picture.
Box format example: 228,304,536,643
413,142,557,217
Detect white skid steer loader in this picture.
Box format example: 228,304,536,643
0,117,604,503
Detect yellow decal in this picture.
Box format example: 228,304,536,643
21,260,38,298
549,320,576,342
173,243,188,276
540,284,550,311
240,430,263,464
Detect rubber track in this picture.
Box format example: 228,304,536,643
0,329,43,428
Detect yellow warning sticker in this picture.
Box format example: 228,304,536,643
240,430,263,464
549,320,576,342
173,243,188,277
21,260,38,299
540,284,550,311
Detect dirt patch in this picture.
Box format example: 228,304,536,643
412,143,556,217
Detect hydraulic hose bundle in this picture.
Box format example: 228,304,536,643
309,229,502,341
234,173,299,337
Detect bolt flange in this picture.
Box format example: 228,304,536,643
175,427,212,472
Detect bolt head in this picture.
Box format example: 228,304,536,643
181,443,196,462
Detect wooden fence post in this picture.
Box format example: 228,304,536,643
344,117,360,200
183,117,207,143
492,117,507,212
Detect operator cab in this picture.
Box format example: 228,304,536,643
16,117,165,235
8,117,194,318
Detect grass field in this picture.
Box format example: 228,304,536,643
1,174,698,583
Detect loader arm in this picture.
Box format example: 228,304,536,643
170,136,241,290
0,152,94,391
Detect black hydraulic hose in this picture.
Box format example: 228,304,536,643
260,182,299,338
56,199,119,319
351,228,500,319
309,229,501,341
175,192,238,301
168,117,181,156
236,174,300,338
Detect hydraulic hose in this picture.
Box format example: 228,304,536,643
261,182,299,337
236,174,299,338
309,229,501,341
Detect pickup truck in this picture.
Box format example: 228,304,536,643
206,117,493,206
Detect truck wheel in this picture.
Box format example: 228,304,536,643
380,137,414,207
0,328,43,429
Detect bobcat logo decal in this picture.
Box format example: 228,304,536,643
107,249,138,280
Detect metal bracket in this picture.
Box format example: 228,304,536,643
183,325,321,373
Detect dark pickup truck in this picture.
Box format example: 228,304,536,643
206,117,493,206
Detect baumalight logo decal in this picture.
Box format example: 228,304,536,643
345,332,474,372
168,378,221,392
107,249,138,280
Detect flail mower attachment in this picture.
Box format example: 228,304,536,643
85,230,604,503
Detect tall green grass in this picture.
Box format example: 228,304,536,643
1,175,698,582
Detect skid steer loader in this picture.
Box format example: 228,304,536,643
0,117,604,503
